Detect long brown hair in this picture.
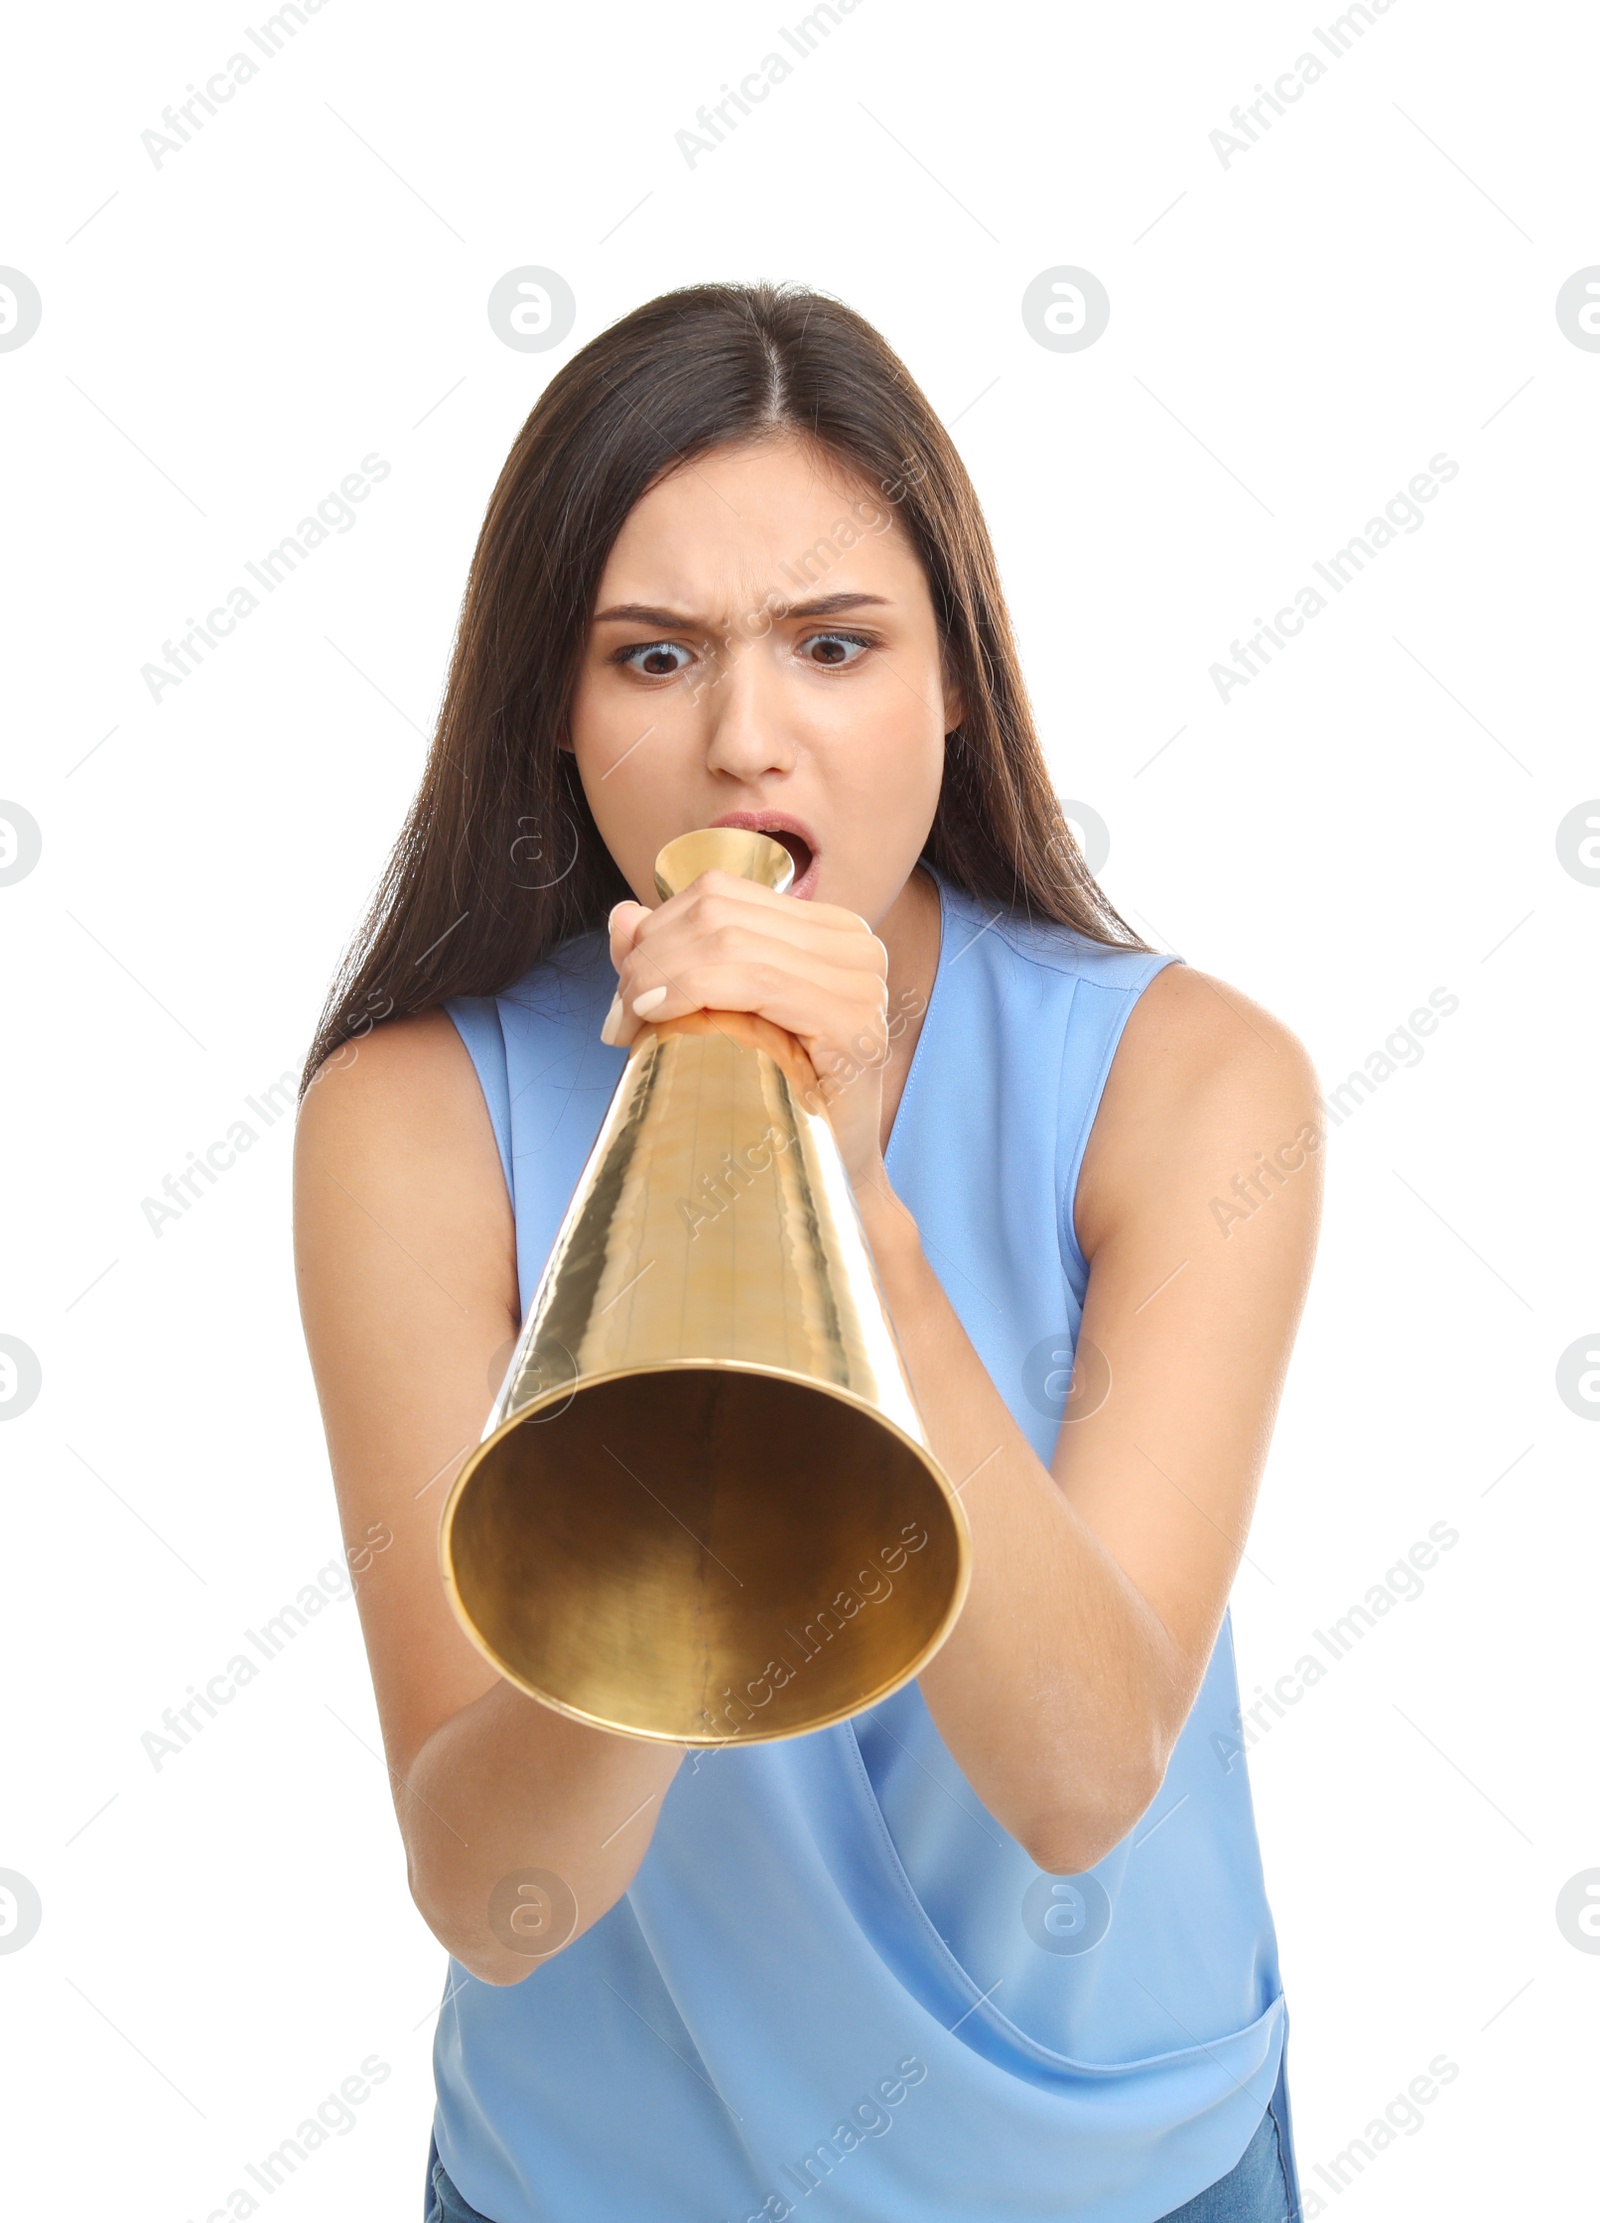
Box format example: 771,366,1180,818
300,280,1149,1095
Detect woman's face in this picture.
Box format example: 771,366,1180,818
566,433,958,928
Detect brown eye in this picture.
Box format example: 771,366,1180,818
617,640,693,678
804,632,872,668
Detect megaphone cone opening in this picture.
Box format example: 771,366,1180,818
443,1364,965,1745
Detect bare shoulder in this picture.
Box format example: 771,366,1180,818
296,1005,488,1150
293,1005,515,1318
1075,960,1323,1264
295,1006,503,1194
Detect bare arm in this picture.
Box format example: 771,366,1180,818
292,1011,682,1985
858,963,1324,1871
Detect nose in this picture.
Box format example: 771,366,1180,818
701,630,797,783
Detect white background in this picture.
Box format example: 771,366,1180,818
2,0,1595,2215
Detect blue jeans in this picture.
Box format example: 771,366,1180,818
424,2060,1301,2222
1159,2075,1300,2222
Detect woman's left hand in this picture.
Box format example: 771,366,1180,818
601,868,892,1187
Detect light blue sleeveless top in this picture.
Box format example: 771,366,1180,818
434,869,1288,2223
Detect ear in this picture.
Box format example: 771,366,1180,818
941,663,967,737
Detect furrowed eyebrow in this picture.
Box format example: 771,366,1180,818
592,592,894,628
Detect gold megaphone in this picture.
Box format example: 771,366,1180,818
439,828,970,1746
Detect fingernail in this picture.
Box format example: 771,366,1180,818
607,903,626,934
600,991,622,1044
631,986,668,1018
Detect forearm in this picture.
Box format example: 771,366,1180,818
404,1682,683,1984
854,1175,1187,1871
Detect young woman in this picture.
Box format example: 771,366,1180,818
294,281,1322,2223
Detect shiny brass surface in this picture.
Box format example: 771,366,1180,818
439,829,970,1745
652,825,797,900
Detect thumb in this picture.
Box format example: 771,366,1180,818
607,899,648,968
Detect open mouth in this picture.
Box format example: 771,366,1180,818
771,829,813,880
